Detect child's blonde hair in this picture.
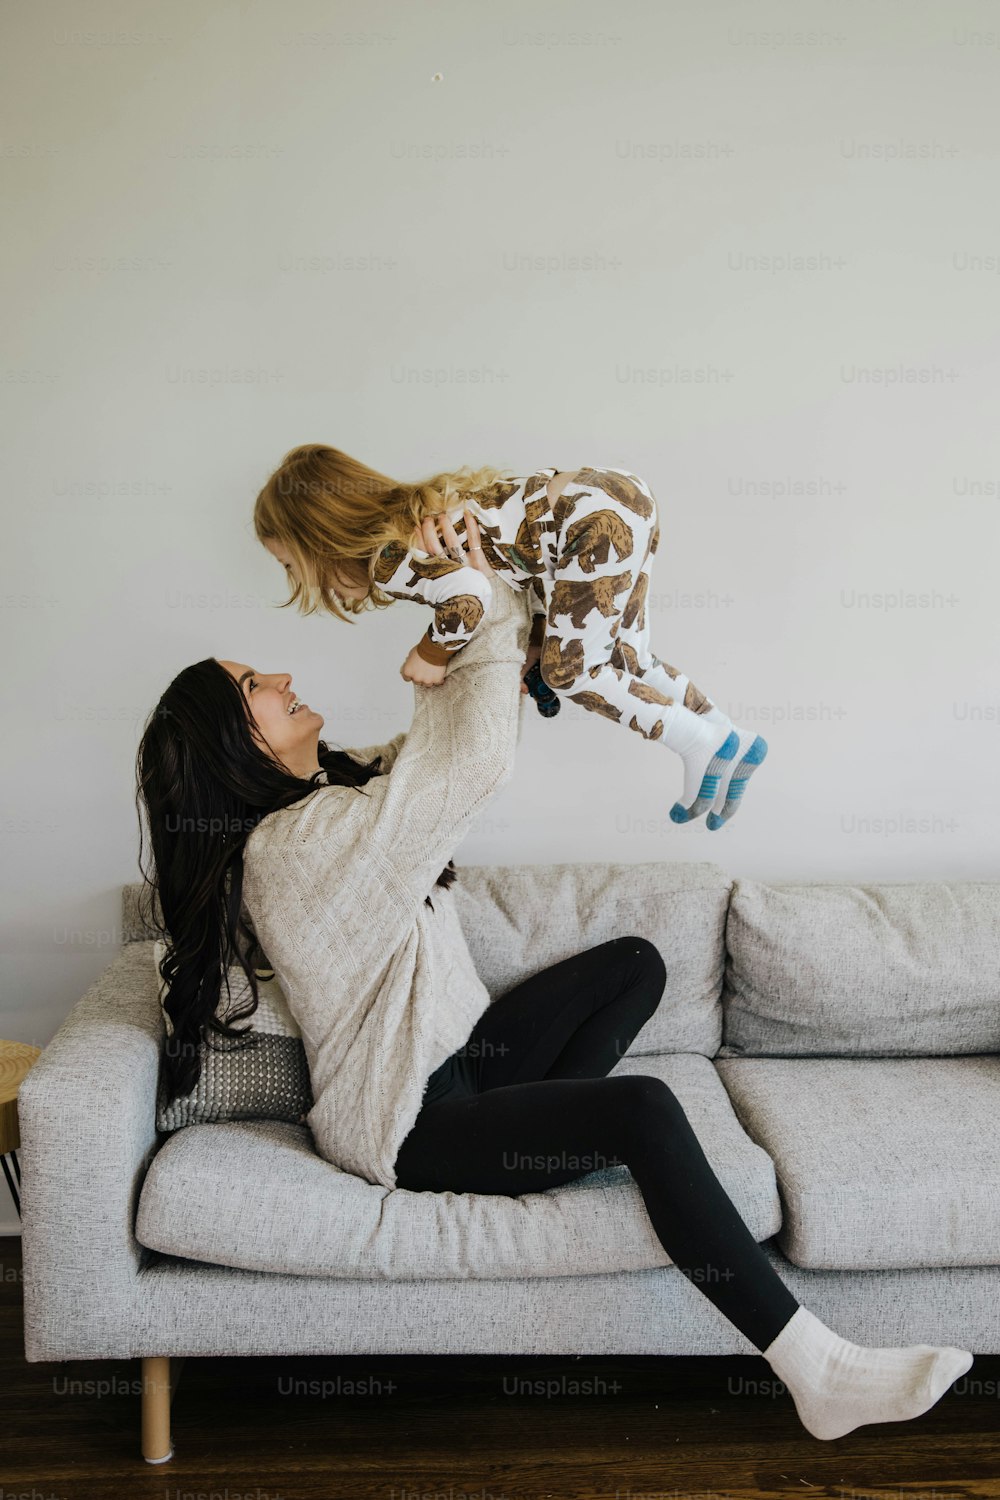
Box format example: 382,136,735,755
253,443,514,622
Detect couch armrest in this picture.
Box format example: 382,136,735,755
18,941,164,1361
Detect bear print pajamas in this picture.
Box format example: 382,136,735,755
372,466,767,827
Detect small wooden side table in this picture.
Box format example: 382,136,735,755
0,1040,42,1217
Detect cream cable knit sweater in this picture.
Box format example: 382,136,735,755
241,574,532,1188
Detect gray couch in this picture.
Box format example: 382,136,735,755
18,859,1000,1461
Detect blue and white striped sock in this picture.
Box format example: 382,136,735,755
698,706,768,829
705,730,768,830
662,709,740,824
665,704,767,828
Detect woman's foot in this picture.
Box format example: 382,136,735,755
762,1305,974,1441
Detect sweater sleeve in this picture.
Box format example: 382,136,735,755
292,577,530,948
340,730,407,775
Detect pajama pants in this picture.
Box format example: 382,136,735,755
535,468,716,735
393,936,801,1353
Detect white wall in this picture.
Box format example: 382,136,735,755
3,0,999,1230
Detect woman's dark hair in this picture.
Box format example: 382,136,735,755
135,657,455,1108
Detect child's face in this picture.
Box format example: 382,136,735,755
263,538,367,602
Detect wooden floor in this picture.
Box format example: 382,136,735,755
4,1237,1000,1499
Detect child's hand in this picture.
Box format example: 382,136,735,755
400,645,448,688
520,639,542,695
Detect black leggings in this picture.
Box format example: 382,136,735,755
394,936,801,1352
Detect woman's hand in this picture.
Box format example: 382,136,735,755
411,509,533,696
416,507,493,577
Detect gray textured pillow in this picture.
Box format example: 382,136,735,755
152,940,313,1131
717,879,1000,1058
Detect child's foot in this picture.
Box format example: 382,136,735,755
762,1304,974,1442
705,726,768,830
666,707,768,828
664,710,742,824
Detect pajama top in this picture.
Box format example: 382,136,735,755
372,465,567,665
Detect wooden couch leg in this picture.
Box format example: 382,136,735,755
141,1355,184,1463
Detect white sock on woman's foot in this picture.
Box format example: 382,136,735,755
762,1305,974,1441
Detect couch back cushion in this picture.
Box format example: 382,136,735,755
717,879,1000,1058
122,859,732,1059
453,861,731,1057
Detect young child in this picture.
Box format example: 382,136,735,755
254,446,767,829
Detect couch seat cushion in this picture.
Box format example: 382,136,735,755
715,1055,1000,1270
136,1052,781,1280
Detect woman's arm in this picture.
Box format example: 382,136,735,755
291,570,530,945
340,730,407,775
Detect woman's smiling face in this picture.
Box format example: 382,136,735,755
217,660,324,779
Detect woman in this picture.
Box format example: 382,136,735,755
136,509,972,1444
